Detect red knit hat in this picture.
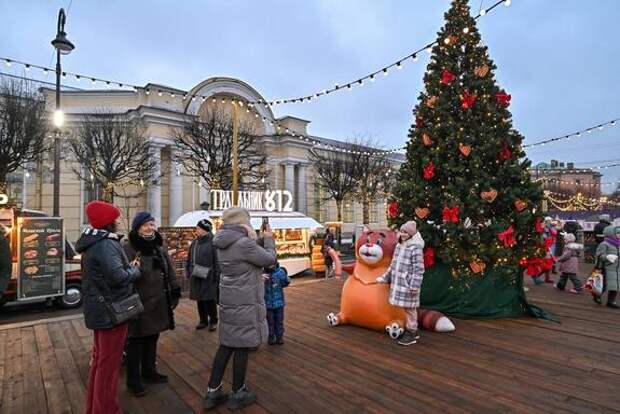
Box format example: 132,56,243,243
85,200,121,229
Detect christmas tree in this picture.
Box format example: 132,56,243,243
390,0,551,318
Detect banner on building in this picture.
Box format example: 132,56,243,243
17,217,65,301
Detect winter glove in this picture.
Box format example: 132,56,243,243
170,287,182,309
607,254,618,264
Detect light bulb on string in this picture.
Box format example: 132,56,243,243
505,0,511,6
370,74,375,82
4,59,11,67
43,69,48,76
412,53,418,62
24,64,30,72
383,68,389,76
396,61,403,69
463,27,470,34
480,8,487,15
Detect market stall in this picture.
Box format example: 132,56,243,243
162,209,322,278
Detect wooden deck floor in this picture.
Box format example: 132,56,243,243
1,277,619,414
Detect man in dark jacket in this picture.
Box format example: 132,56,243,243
123,211,181,397
76,200,141,414
0,224,11,296
594,214,612,244
204,207,277,412
186,219,220,331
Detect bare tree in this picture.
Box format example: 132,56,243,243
172,104,268,192
0,79,49,193
348,137,394,225
309,146,358,235
70,112,157,202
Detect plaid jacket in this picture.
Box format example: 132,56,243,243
381,232,425,308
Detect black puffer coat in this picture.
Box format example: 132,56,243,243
186,233,220,301
124,231,181,338
75,228,141,330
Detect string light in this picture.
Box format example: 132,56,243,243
0,1,509,107
524,117,619,148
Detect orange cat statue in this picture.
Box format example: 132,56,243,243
327,227,455,338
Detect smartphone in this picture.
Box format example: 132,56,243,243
261,217,269,231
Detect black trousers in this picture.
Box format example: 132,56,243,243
608,290,618,305
207,345,248,392
126,334,159,386
197,300,218,324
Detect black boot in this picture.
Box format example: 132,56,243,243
268,335,277,345
276,336,284,345
208,319,218,332
142,371,168,383
607,291,619,309
227,385,257,411
127,381,147,397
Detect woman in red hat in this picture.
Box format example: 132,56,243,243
76,200,142,414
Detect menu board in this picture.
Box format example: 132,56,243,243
17,217,65,300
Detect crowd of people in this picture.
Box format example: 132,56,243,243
78,201,285,413
532,214,619,309
68,199,619,414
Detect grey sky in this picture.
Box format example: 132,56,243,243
1,0,619,192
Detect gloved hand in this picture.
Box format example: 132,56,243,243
607,254,618,264
170,286,182,309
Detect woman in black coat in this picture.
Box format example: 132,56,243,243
123,212,181,397
186,219,220,331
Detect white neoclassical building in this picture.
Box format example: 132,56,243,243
5,77,402,240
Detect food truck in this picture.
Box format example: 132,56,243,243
160,189,323,279
0,203,82,309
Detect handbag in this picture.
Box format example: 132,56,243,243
103,292,144,325
190,242,212,280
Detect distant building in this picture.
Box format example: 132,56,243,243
530,160,602,198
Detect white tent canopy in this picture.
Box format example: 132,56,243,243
174,210,323,230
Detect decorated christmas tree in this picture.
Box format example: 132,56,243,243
390,0,551,318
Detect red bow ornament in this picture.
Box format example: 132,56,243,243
423,247,435,268
498,225,516,248
442,205,459,223
499,142,512,161
496,90,512,107
461,91,477,109
416,116,424,128
543,235,555,250
387,201,398,219
423,161,435,180
534,217,544,233
440,69,456,85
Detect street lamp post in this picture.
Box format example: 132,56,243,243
51,8,74,217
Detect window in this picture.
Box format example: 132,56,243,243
313,182,327,223
369,200,379,223
343,198,354,223
82,177,104,224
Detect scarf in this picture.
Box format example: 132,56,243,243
604,236,620,248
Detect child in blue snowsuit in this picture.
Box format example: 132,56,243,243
263,263,290,345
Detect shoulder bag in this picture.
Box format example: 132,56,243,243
191,241,212,280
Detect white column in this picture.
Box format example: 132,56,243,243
297,164,307,214
22,168,28,208
169,150,183,225
147,145,162,224
284,163,295,209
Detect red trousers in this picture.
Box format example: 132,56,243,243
85,323,128,414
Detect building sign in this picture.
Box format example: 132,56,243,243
0,193,8,205
210,190,294,212
17,217,65,300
